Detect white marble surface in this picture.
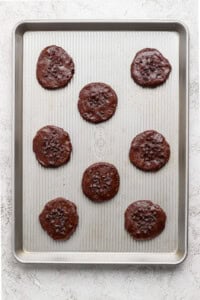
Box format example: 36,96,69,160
0,0,199,299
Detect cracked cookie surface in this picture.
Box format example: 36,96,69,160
33,125,72,168
36,45,74,89
129,130,170,172
82,162,120,202
131,48,171,87
39,198,78,240
125,200,166,240
78,82,118,123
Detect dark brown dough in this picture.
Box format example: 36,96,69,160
33,125,72,168
131,48,171,87
129,130,170,172
82,162,120,202
36,45,75,89
125,200,166,240
78,82,118,123
39,197,78,240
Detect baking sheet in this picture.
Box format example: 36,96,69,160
13,21,188,264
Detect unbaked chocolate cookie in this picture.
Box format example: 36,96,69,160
131,48,171,87
33,125,72,168
129,130,170,172
82,162,120,202
39,197,78,240
36,45,75,89
125,200,166,240
78,82,118,123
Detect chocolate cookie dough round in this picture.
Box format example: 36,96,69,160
39,197,78,240
129,130,170,172
33,125,72,168
82,162,120,202
125,200,166,240
36,45,75,89
131,48,171,87
78,82,118,123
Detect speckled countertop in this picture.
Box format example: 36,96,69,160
0,0,199,299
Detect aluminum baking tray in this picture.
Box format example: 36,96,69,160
13,20,188,264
